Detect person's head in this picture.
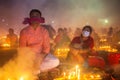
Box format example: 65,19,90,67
29,9,44,25
63,28,68,34
29,9,41,18
58,28,64,35
8,28,14,34
75,28,81,33
82,25,93,37
109,27,113,32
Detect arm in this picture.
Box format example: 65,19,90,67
42,29,50,54
69,47,84,64
69,37,88,63
54,35,60,44
86,37,94,49
69,37,81,56
19,30,27,47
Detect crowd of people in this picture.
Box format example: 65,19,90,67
4,9,120,79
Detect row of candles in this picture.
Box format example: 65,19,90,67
54,65,102,80
54,48,70,58
54,65,81,80
98,45,118,52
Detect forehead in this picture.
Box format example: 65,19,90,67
9,29,13,32
30,12,40,17
83,27,90,31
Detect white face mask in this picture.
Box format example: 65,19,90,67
82,31,90,37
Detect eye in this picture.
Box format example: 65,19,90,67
31,12,40,18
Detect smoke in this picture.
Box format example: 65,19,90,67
0,0,120,35
0,47,37,80
7,0,107,29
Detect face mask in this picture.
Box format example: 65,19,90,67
23,17,45,25
30,17,45,23
82,31,90,37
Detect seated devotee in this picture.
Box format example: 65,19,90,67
6,28,18,48
66,25,97,67
19,9,59,77
54,28,71,50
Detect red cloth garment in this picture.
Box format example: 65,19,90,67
88,56,105,69
23,17,45,24
71,36,94,49
19,25,50,54
69,36,94,62
54,34,62,44
108,53,120,66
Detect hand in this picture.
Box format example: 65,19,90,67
79,49,88,53
70,48,84,64
70,47,79,56
41,52,48,59
71,43,82,49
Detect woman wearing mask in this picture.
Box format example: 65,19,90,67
66,25,94,66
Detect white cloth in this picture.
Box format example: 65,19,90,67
40,53,60,72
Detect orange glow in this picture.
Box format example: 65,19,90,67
19,76,24,80
54,48,70,59
1,43,10,47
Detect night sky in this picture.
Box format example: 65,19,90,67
0,0,120,36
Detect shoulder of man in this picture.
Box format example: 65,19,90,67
20,26,30,34
40,25,49,33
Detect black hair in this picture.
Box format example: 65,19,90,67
29,9,42,17
9,28,14,33
82,25,93,34
9,28,14,31
58,28,64,32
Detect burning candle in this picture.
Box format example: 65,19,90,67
77,69,80,80
75,65,79,76
63,72,66,77
7,78,10,80
68,72,72,80
19,76,24,80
